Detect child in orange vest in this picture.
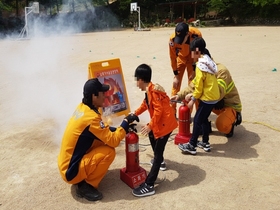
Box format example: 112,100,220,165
132,64,178,197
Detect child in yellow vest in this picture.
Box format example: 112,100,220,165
178,37,220,154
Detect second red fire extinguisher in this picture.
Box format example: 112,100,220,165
174,100,192,144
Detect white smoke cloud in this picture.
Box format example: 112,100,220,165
0,0,127,144
0,2,151,144
0,37,86,144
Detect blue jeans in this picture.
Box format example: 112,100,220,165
190,101,215,146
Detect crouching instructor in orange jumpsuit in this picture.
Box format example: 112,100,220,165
58,78,139,201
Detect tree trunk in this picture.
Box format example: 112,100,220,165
16,0,19,16
56,0,59,13
71,0,75,12
49,0,52,15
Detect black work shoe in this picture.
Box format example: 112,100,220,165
76,181,103,201
226,124,235,138
235,112,242,125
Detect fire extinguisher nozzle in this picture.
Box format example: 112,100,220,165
170,100,183,104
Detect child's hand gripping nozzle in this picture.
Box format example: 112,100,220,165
120,122,147,188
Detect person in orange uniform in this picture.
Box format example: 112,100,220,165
131,64,178,197
58,78,139,202
169,22,202,113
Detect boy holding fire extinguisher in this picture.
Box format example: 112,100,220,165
131,64,178,197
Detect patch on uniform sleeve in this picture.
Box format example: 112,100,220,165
100,121,105,129
169,41,174,47
72,109,84,120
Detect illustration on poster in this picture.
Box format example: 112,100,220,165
100,76,127,116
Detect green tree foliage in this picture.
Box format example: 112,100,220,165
207,0,280,22
252,0,280,6
112,0,131,19
2,0,280,35
91,0,109,6
0,1,12,11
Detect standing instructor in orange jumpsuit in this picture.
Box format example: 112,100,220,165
169,22,202,113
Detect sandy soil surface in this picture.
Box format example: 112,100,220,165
1,26,280,210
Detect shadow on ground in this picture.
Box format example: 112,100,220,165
70,160,205,203
178,124,260,159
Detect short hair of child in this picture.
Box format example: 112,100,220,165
134,64,152,83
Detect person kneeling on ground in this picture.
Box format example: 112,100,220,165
171,55,242,138
211,63,242,137
57,78,139,201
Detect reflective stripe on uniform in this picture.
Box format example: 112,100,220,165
226,81,235,94
225,102,242,112
217,79,227,91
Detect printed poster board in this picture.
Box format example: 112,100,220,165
88,58,131,118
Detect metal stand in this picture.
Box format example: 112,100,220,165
18,2,39,39
136,6,141,31
130,2,150,31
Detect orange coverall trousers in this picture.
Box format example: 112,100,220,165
213,107,237,134
59,145,115,188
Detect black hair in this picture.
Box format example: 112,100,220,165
82,94,92,106
204,48,212,58
134,64,152,83
190,37,206,53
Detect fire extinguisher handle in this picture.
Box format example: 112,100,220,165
128,123,138,132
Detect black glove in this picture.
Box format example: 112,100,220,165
124,113,139,124
214,98,224,110
235,112,242,126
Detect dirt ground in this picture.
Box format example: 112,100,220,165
1,26,280,210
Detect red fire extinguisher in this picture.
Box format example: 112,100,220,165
174,100,192,145
120,124,147,188
125,125,140,173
